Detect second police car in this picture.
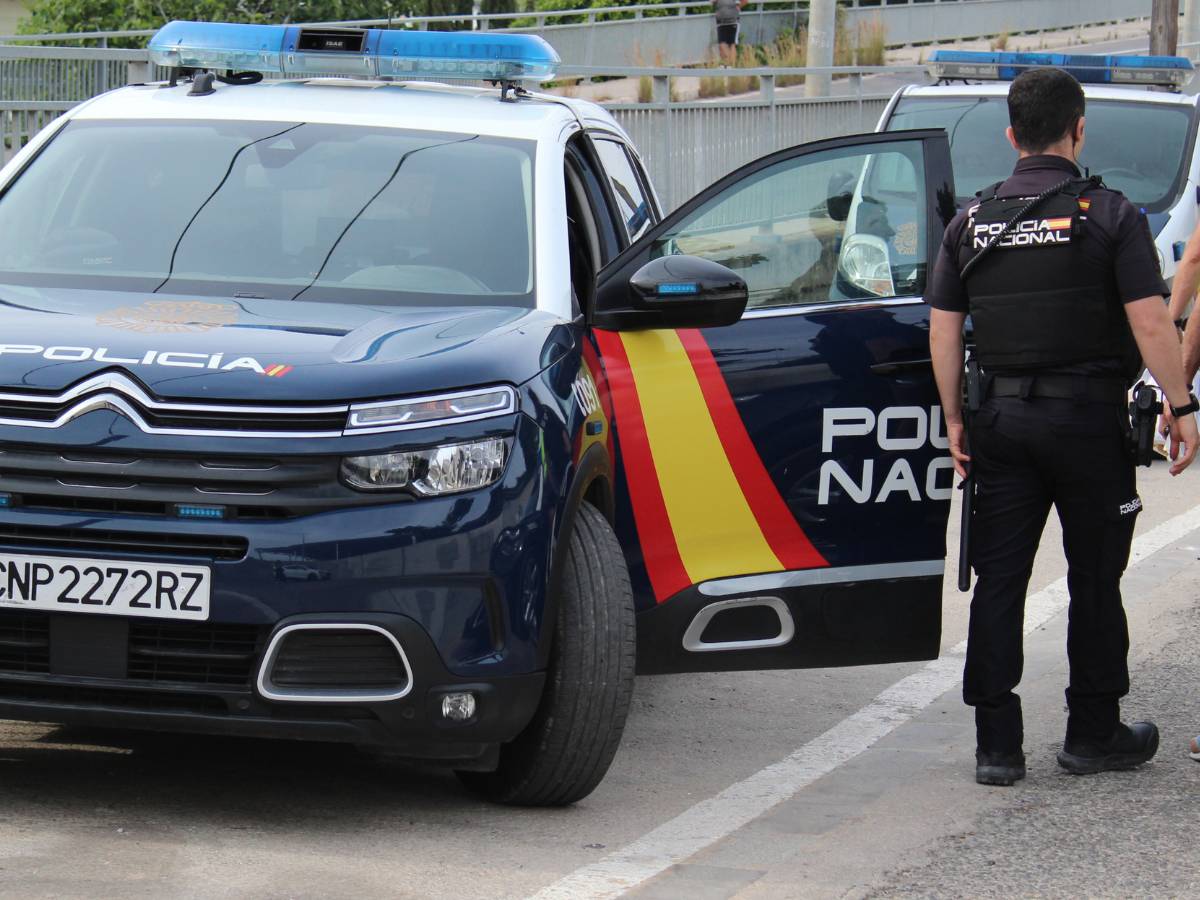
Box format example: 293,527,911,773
0,21,960,806
879,51,1199,283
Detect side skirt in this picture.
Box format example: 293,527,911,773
635,569,943,676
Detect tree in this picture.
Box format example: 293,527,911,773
19,0,519,40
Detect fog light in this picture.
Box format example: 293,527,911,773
441,691,477,722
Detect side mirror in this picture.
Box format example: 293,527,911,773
592,255,749,331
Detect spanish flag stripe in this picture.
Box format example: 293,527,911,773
1043,217,1072,230
594,330,692,602
266,365,284,376
676,329,828,571
619,329,782,584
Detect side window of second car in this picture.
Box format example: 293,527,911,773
593,138,653,243
649,141,929,310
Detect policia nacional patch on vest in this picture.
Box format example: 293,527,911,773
956,176,1141,376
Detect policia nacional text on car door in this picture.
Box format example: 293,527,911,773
591,129,958,674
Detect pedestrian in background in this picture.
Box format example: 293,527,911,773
927,67,1199,787
713,0,745,61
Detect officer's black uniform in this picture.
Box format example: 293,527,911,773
927,155,1167,756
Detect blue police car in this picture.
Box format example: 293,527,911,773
0,22,957,805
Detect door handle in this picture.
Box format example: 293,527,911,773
870,357,933,375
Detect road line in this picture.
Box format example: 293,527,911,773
532,505,1200,900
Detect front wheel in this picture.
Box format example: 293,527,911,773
459,502,635,806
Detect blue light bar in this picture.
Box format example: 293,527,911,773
149,20,560,83
929,50,1194,88
0,493,11,508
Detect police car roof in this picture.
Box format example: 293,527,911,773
899,81,1200,106
68,78,626,144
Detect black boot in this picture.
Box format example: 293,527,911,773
976,750,1026,786
1056,721,1159,775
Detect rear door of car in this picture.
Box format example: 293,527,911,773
591,129,959,674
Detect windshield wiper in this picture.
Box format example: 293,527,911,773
152,123,304,295
287,134,477,303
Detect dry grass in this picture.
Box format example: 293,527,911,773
991,30,1010,50
637,50,679,103
765,29,806,87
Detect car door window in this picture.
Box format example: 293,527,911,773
593,138,654,244
645,141,929,310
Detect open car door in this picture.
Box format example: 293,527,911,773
592,129,959,674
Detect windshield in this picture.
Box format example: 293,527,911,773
886,95,1195,213
0,120,536,306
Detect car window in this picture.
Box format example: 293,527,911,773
647,142,928,309
593,138,653,243
0,119,537,307
886,95,1195,213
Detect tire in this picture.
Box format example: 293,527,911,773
458,502,636,806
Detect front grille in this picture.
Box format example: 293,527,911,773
0,376,349,437
271,629,408,690
127,621,263,687
0,611,262,689
0,444,408,518
0,613,49,673
0,522,247,560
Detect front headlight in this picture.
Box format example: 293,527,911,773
839,233,895,298
347,386,517,434
342,437,509,495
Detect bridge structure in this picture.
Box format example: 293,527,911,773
0,0,1157,209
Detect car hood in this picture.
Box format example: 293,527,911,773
0,285,573,402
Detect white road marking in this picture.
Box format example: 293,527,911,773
532,506,1200,900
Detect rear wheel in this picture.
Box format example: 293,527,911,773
459,502,635,806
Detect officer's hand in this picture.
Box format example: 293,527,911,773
1168,412,1199,476
947,421,970,480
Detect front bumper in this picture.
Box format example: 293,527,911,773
0,413,556,759
0,612,545,762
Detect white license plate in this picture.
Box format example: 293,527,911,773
0,552,210,621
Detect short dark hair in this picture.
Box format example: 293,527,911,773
1007,68,1085,153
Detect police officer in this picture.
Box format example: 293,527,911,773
927,67,1200,787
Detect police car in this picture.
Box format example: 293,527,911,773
877,51,1199,281
0,21,959,806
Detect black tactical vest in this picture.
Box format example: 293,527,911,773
956,177,1139,376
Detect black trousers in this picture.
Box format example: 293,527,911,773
964,395,1140,754
717,23,739,47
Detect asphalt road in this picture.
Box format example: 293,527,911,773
1,462,1198,899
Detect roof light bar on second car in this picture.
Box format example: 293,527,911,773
929,50,1194,89
148,20,561,82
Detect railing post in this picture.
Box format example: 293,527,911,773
96,35,109,96
760,73,776,154
652,75,673,208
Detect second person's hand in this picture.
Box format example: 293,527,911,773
1168,412,1199,475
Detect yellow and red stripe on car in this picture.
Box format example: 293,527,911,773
596,328,828,602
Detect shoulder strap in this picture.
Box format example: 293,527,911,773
977,181,1004,203
1059,174,1103,198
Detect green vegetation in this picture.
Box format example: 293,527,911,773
19,0,519,42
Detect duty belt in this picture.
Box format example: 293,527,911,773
987,374,1127,405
